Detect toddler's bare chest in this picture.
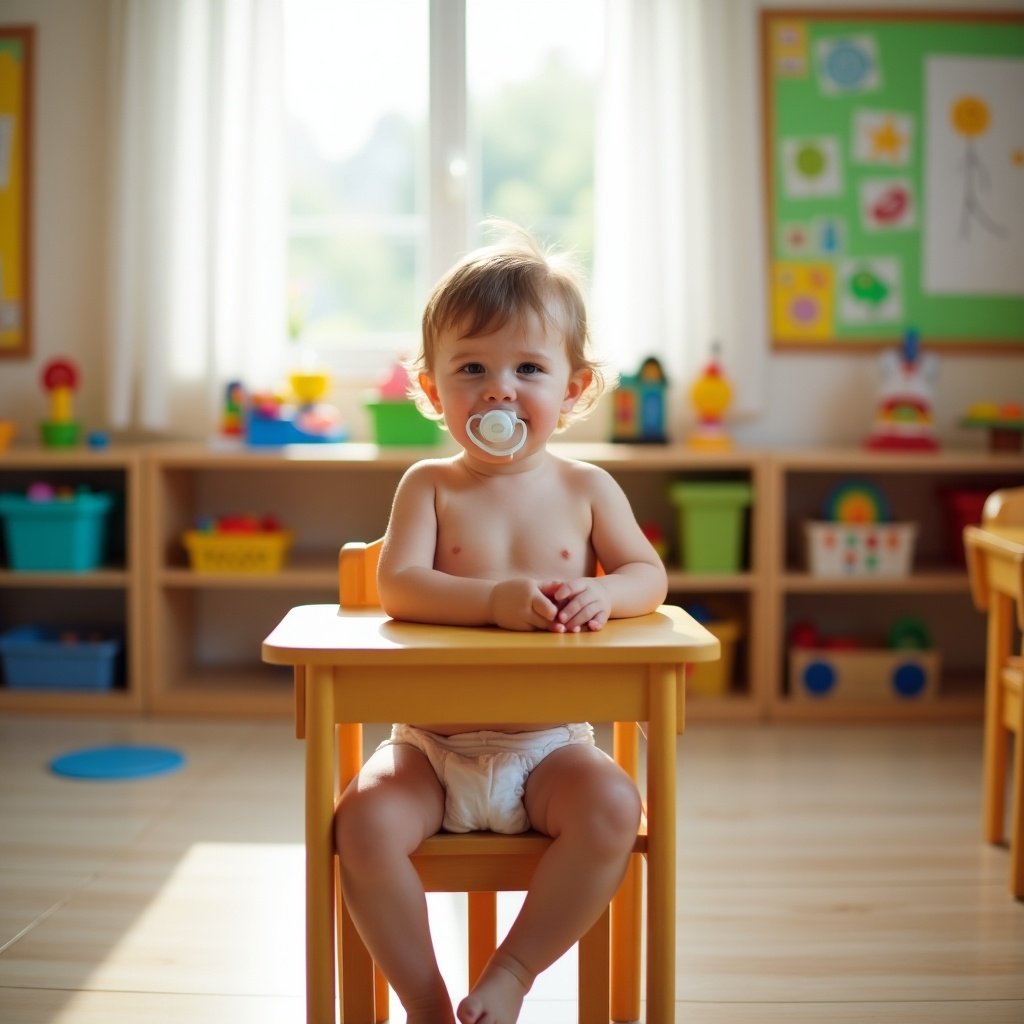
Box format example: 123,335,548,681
435,488,592,578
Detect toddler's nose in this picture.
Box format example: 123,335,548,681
485,372,516,402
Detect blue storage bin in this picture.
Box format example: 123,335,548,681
0,625,121,691
0,491,113,571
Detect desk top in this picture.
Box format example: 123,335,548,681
262,603,720,668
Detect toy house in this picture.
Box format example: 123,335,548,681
611,356,668,443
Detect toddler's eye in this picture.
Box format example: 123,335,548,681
459,363,485,375
517,363,543,375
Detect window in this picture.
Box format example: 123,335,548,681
283,0,604,373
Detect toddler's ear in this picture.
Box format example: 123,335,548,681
418,372,443,414
562,368,592,412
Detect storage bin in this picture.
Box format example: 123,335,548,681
789,647,939,702
669,481,753,573
183,530,293,574
0,625,121,691
365,400,442,446
939,488,990,567
686,619,740,698
805,521,916,577
0,491,113,571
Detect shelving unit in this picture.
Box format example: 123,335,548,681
144,442,767,720
0,446,144,714
6,441,1017,722
767,448,1024,721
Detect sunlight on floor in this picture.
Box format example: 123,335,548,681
93,843,576,1022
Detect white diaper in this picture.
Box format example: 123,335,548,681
382,723,595,834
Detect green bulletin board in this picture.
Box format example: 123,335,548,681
761,9,1024,350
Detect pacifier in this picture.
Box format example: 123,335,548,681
466,408,528,457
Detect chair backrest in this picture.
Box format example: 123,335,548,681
983,488,1024,527
339,539,385,608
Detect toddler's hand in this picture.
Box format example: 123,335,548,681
489,578,560,631
545,578,611,633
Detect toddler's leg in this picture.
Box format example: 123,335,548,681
335,742,453,1024
457,744,641,1024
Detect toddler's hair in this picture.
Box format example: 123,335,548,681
410,224,607,428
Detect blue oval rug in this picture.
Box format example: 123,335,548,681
50,745,186,780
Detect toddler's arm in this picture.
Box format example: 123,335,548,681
551,467,667,632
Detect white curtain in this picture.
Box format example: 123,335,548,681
593,0,766,431
107,0,286,435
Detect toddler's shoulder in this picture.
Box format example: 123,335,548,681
554,454,621,494
401,455,461,483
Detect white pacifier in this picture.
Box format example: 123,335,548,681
466,408,528,457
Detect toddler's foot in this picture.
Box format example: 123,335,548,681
456,952,532,1024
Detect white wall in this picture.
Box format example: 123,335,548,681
0,0,1020,448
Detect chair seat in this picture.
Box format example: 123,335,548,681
416,822,648,858
411,825,648,890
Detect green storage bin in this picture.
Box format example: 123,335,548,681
669,481,753,573
365,401,442,446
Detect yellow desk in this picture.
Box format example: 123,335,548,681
263,603,719,1024
965,524,1024,897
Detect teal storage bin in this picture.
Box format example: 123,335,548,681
669,481,753,573
0,492,113,571
0,625,121,690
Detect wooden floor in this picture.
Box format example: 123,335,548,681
0,715,1021,1023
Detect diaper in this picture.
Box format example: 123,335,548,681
382,723,594,834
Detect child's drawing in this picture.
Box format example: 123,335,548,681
923,55,1024,296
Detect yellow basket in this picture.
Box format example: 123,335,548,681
183,530,293,574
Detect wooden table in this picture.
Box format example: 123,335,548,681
964,523,1024,897
263,603,719,1023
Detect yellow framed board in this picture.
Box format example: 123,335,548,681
761,9,1024,351
0,25,33,359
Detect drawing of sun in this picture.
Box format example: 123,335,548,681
951,95,990,138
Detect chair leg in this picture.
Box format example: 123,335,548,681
373,964,389,1023
578,904,611,1024
983,596,1013,843
1010,717,1023,899
340,898,376,1023
468,891,498,985
610,853,642,1022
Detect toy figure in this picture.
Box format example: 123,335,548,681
865,329,939,451
40,357,82,448
688,343,733,450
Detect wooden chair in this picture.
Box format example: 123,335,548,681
964,487,1024,899
291,538,648,1022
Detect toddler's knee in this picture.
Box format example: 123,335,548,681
334,786,398,869
582,776,642,858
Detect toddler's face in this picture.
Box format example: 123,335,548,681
420,311,589,463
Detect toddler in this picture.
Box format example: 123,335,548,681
335,225,668,1023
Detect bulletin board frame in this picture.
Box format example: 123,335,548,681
761,8,1024,352
0,24,33,360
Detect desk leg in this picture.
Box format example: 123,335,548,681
646,665,677,1024
983,594,1012,845
305,666,337,1024
611,722,641,1023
